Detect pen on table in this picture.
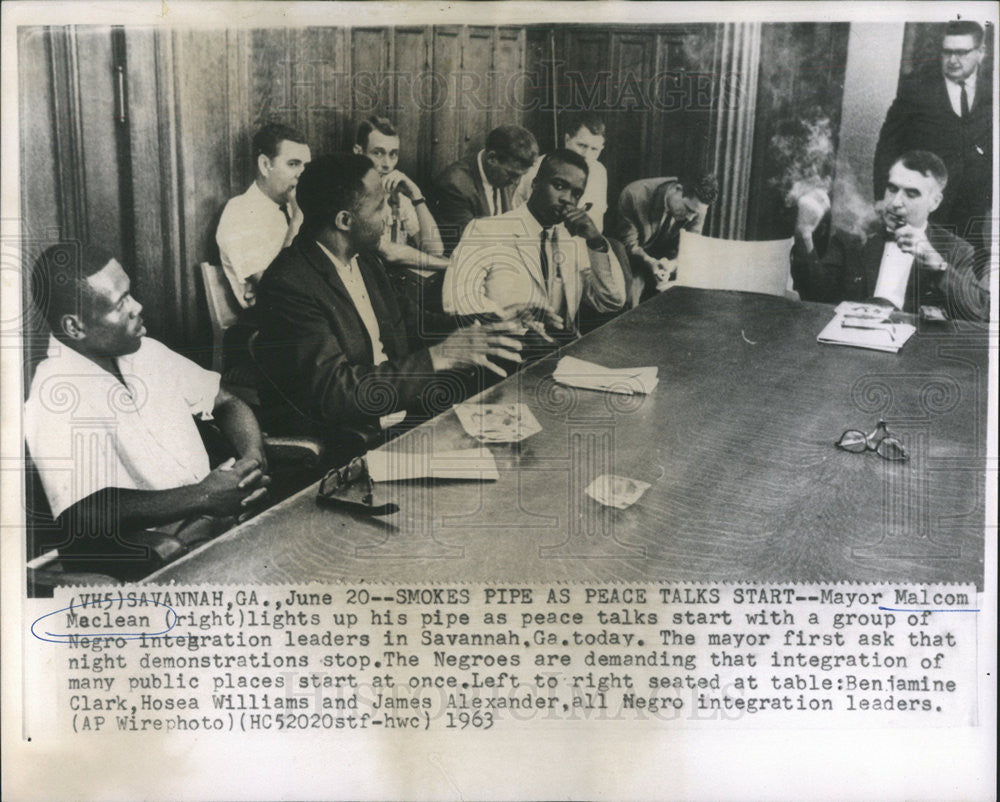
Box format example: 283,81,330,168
841,321,896,341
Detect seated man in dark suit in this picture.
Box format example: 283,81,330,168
615,172,719,299
25,244,271,578
431,124,538,254
792,150,988,322
255,153,527,465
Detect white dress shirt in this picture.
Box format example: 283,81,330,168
944,70,977,116
873,225,928,310
315,243,406,429
477,150,502,216
216,181,299,307
24,336,219,518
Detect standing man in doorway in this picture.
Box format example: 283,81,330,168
874,20,992,261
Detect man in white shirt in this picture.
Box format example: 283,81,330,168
353,116,449,309
25,244,271,575
256,153,531,462
444,149,625,340
791,150,988,322
513,112,609,232
216,123,312,308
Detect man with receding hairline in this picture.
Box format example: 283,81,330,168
792,150,988,322
431,124,539,255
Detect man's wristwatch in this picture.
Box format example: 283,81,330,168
586,236,608,252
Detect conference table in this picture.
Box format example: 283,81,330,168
147,288,990,588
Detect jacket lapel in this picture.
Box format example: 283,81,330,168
469,153,491,217
300,239,374,362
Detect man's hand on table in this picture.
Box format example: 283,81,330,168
429,320,525,377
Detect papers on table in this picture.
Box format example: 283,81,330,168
366,447,499,482
584,474,651,509
817,302,915,353
454,402,542,443
553,356,659,395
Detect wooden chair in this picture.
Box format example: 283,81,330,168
200,261,241,373
673,230,798,300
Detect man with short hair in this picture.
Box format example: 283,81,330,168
431,124,539,254
615,172,719,295
216,122,312,307
792,150,988,322
513,112,609,231
353,116,449,307
256,153,529,461
874,21,992,253
24,244,270,574
444,149,625,338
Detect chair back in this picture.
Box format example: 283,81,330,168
674,230,797,299
200,262,241,372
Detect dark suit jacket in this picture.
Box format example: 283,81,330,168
874,67,992,236
791,224,989,322
256,237,458,455
431,153,515,255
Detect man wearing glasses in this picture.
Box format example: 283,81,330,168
874,21,992,261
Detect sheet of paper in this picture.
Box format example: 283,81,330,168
553,355,659,394
817,304,916,353
584,473,652,509
454,402,543,442
366,447,499,482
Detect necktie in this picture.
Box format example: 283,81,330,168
492,186,502,216
279,203,291,224
540,228,550,287
550,228,569,323
959,81,969,117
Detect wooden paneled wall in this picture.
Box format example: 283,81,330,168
19,22,851,362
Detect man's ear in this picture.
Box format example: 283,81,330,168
257,153,271,177
60,313,86,341
334,210,353,232
928,188,943,215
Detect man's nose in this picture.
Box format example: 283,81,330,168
131,298,143,315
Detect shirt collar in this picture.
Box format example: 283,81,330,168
248,179,284,210
945,68,978,92
885,220,929,238
44,334,131,379
510,201,564,240
476,150,494,193
315,241,356,274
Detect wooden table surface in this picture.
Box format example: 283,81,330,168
147,288,989,587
